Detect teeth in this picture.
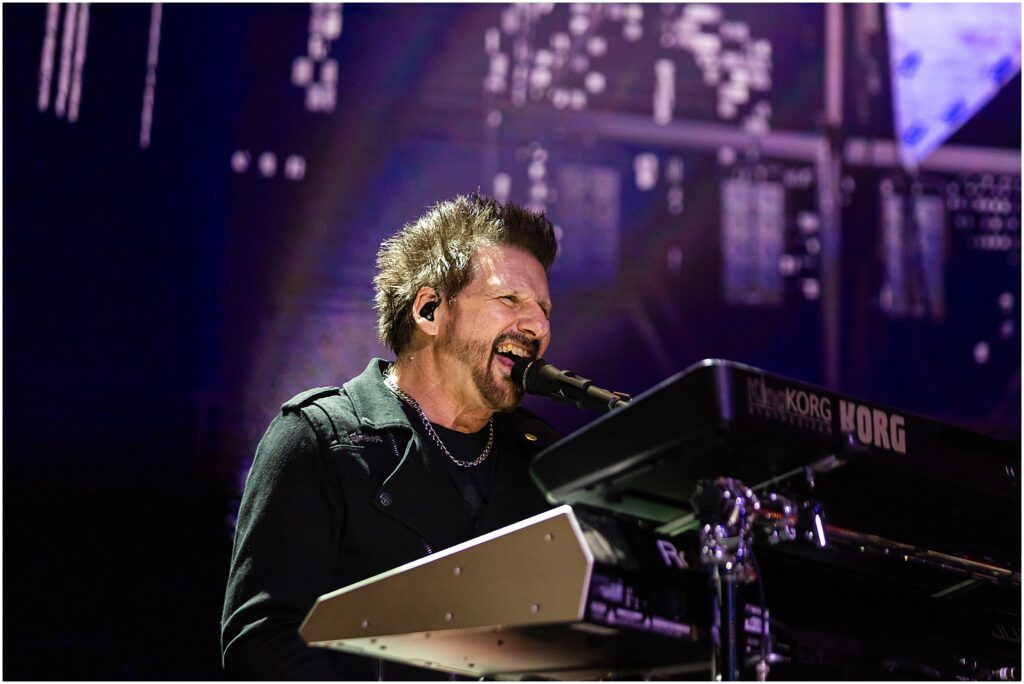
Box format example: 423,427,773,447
496,343,530,358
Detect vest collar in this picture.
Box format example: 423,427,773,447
343,358,411,431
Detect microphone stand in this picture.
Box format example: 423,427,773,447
512,357,631,412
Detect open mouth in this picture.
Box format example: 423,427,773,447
493,342,534,369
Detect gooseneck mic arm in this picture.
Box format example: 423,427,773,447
511,357,631,413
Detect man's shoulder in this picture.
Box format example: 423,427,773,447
269,383,372,458
280,386,344,413
274,359,396,442
279,385,357,423
506,405,561,446
278,359,388,420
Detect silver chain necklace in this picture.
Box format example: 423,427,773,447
383,369,494,468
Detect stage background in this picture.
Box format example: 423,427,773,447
4,4,1019,678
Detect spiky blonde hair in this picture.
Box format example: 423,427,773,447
373,193,557,353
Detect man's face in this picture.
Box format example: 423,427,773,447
438,244,552,412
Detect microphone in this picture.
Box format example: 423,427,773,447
511,357,630,413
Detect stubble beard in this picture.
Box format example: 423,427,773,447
442,315,523,412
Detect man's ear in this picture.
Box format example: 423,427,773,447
412,287,442,336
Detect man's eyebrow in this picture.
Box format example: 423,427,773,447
524,292,552,312
490,285,551,312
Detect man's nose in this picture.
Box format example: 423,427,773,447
517,303,550,342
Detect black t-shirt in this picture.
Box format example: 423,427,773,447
398,404,498,531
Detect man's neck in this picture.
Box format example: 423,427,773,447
389,354,493,433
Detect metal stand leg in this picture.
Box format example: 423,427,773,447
693,478,760,681
694,475,826,681
721,573,739,681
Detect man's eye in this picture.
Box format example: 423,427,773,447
501,295,516,303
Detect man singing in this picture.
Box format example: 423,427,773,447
221,194,560,679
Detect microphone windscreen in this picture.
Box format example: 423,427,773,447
511,357,552,394
511,356,532,389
